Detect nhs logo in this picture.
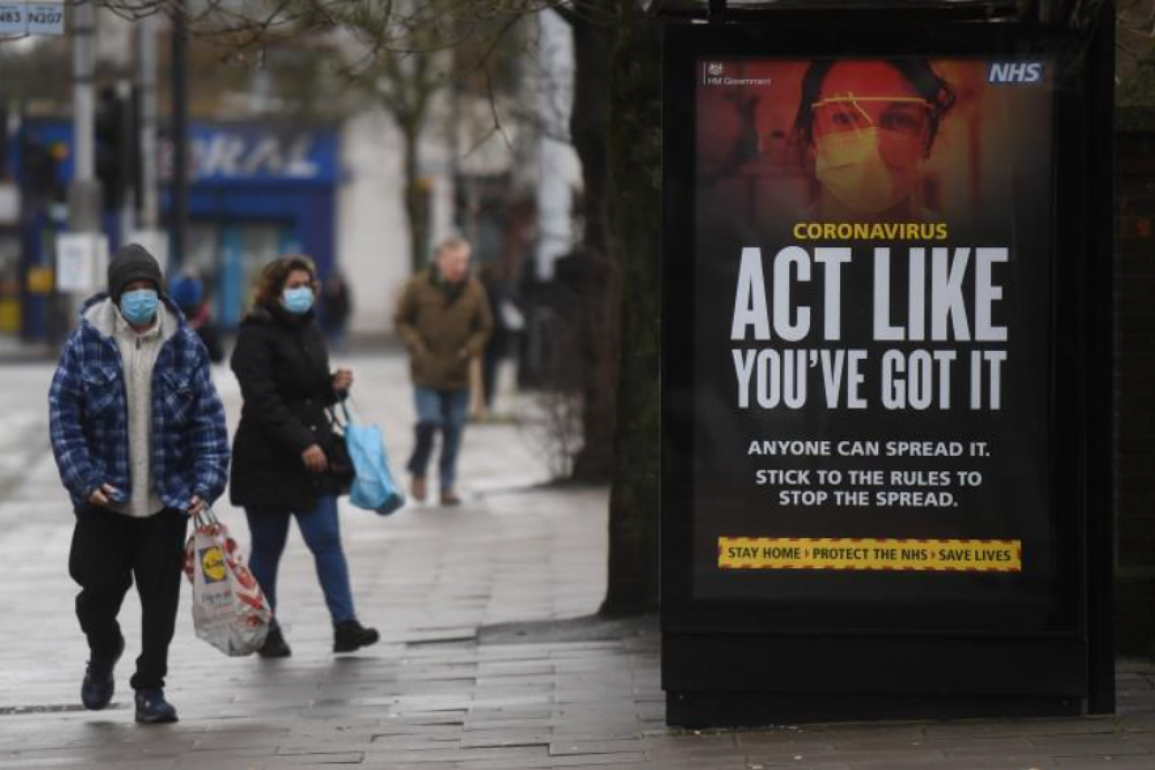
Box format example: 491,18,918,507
987,62,1044,85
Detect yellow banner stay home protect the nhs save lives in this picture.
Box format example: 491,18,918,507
718,537,1022,572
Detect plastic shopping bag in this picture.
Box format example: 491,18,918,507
341,401,405,515
183,508,272,656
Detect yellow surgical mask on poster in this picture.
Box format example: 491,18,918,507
813,127,921,216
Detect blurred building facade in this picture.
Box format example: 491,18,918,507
0,6,580,342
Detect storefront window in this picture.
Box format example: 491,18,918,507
185,220,295,328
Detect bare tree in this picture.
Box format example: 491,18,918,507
320,3,454,271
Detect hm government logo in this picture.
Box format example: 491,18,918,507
987,61,1044,85
703,62,773,88
703,62,725,85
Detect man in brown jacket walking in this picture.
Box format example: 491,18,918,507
395,237,494,505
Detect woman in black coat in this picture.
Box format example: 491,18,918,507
230,255,378,658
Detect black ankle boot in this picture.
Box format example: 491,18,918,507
333,619,379,653
258,624,291,659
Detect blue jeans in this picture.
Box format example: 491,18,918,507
406,387,470,491
244,496,356,623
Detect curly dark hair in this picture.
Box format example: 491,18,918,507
252,254,319,309
792,59,957,157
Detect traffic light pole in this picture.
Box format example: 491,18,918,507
62,0,102,340
138,14,159,231
68,0,100,234
116,79,134,242
170,2,188,268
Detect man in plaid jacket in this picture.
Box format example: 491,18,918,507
48,244,229,725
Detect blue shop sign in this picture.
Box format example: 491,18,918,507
19,121,340,188
188,124,338,185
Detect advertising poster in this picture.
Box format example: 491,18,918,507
692,57,1062,632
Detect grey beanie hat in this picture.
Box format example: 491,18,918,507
107,243,163,301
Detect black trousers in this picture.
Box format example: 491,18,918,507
68,507,188,691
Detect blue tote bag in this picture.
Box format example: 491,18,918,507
339,401,405,516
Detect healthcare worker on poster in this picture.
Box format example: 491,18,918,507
792,59,956,222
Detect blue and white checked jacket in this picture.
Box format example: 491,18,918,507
49,294,230,514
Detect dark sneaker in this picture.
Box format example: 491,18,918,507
80,634,125,711
257,625,291,659
440,491,462,507
333,619,380,653
134,688,178,724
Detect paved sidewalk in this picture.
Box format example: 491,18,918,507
3,356,1155,768
0,336,54,364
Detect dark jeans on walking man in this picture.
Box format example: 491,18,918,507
406,387,471,495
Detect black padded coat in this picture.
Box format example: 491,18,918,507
228,302,343,509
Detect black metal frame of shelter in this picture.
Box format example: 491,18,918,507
659,3,1115,726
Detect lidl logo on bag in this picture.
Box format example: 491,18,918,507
199,546,227,583
987,62,1044,84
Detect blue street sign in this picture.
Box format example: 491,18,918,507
0,3,27,35
25,2,62,35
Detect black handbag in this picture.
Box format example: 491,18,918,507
322,407,355,494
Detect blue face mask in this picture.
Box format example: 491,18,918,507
282,286,314,315
119,289,159,326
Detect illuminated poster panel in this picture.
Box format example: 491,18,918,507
690,57,1061,631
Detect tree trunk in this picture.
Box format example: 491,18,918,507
402,123,429,273
568,4,619,482
570,9,614,261
600,1,662,616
